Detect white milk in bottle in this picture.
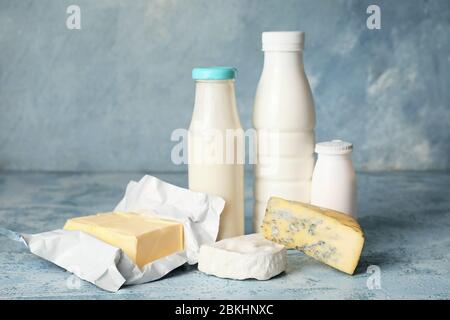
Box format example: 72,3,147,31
253,32,316,231
188,67,244,240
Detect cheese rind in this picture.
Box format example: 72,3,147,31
64,212,184,268
198,233,286,280
262,197,364,275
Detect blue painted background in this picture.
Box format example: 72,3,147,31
0,0,449,172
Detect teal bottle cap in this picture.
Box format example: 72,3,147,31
192,67,237,80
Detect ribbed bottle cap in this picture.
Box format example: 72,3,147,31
262,31,305,51
315,140,353,155
192,67,237,80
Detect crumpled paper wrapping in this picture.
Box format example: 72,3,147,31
17,175,225,292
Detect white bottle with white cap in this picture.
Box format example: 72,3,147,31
253,31,316,231
310,140,356,217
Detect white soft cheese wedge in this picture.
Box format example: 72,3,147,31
198,233,287,280
262,197,365,275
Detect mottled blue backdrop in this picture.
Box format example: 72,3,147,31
0,0,449,172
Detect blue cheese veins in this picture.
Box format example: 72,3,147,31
262,197,365,275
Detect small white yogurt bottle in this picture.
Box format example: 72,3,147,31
310,140,356,217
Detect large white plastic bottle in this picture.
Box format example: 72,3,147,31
253,32,316,231
188,67,244,240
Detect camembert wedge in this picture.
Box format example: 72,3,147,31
262,197,364,275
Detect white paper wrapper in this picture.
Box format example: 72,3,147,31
17,175,225,292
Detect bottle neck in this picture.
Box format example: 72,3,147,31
191,80,240,129
318,153,353,163
194,80,236,108
262,50,304,71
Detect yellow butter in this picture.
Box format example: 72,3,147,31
64,212,184,268
262,197,364,275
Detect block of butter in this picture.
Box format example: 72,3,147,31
262,197,364,275
64,212,184,268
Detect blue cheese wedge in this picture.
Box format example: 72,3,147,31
262,197,364,275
